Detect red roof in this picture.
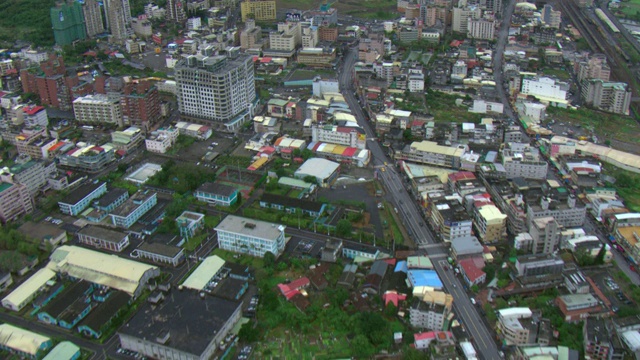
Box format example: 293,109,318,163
411,120,425,127
82,51,97,57
23,105,44,115
342,147,358,157
260,57,272,63
277,277,310,299
252,56,259,62
450,40,462,47
311,142,322,151
336,127,355,134
572,167,594,173
281,148,292,153
448,171,476,182
286,102,295,108
382,290,406,307
414,332,436,341
458,258,486,283
48,142,66,152
366,92,379,100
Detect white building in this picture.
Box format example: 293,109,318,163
523,102,547,122
497,307,534,346
407,69,425,93
302,24,319,48
581,79,632,115
186,17,202,30
452,6,482,33
73,94,123,127
467,18,495,40
471,99,504,114
175,121,212,140
311,125,367,149
215,215,286,257
312,78,339,97
521,77,567,102
145,127,179,153
20,105,49,128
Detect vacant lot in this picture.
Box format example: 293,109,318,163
546,106,640,145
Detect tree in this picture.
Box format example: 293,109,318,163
303,175,317,185
351,334,375,358
384,302,397,317
357,312,389,345
263,251,276,269
594,245,606,265
402,129,413,141
238,321,260,342
117,163,129,174
336,219,353,237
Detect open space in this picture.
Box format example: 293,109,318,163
424,90,484,123
546,106,640,145
125,163,163,184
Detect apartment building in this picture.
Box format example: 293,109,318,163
473,203,507,243
145,127,178,153
110,191,157,229
121,80,160,130
311,125,367,149
83,0,105,37
501,143,548,179
58,181,107,216
50,1,87,46
165,0,186,23
111,127,144,153
399,141,466,169
0,176,34,223
302,25,318,48
497,308,537,346
105,0,130,41
240,0,276,22
529,216,561,255
268,22,301,57
73,94,123,127
7,160,52,195
409,292,453,331
452,6,482,34
515,254,564,277
527,195,587,228
581,79,632,115
427,194,473,242
216,215,286,257
175,50,256,131
541,4,561,28
467,18,495,40
57,144,115,173
575,54,610,83
240,20,265,50
21,106,49,128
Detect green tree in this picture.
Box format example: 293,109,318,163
238,321,260,342
303,175,317,185
351,334,375,358
594,245,606,265
384,302,397,317
263,251,276,269
336,219,353,237
357,312,390,345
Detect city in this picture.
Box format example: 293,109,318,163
1,0,640,359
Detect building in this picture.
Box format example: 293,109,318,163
145,127,179,153
175,122,212,140
46,245,160,297
555,294,602,322
452,6,482,34
18,221,67,249
400,141,466,169
458,258,487,286
310,3,337,26
2,268,56,311
42,341,81,360
37,280,93,329
93,188,128,213
83,0,105,37
427,195,473,242
21,105,49,128
166,0,186,23
50,1,87,46
576,54,610,83
175,51,256,131
240,20,265,50
77,291,130,339
131,16,152,37
176,211,205,239
118,290,241,360
73,94,123,127
0,324,52,360
515,254,564,277
105,0,130,41
0,176,34,223
474,204,507,243
121,80,160,130
468,18,495,40
541,4,561,28
240,0,276,22
450,236,484,261
409,291,453,331
215,215,286,257
526,195,587,228
521,77,567,102
6,160,50,195
311,125,366,149
584,319,619,360
581,79,632,115
529,217,561,255
501,143,548,179
109,191,157,229
135,242,185,267
58,182,107,216
497,308,536,346
195,182,239,207
294,158,340,188
20,55,82,111
267,22,302,56
259,193,326,218
298,48,336,68
78,226,130,252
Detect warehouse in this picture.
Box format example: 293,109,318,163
0,324,52,359
181,255,226,291
2,268,56,311
294,158,340,187
46,245,160,297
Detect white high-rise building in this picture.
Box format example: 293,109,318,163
73,94,123,127
175,48,256,132
467,18,495,40
452,6,481,33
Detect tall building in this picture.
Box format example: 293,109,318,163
541,4,561,28
83,0,105,37
105,0,130,41
121,80,160,131
175,49,256,131
73,94,123,127
581,79,632,115
575,54,610,83
166,0,187,23
240,19,265,50
50,1,87,46
20,55,81,111
240,0,276,22
0,174,34,223
467,18,495,40
452,6,481,34
529,216,561,255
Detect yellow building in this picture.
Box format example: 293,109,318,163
474,204,507,243
241,0,276,22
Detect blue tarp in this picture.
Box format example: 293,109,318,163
395,261,408,273
407,270,443,289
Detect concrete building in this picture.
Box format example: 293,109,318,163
20,105,49,128
165,0,186,23
581,79,632,115
302,24,319,48
176,211,205,240
121,80,160,130
294,158,340,188
452,6,482,34
57,144,115,173
515,254,564,277
297,48,336,68
310,3,338,26
497,308,537,346
521,77,567,102
131,16,152,37
576,54,610,83
111,126,144,153
556,294,602,322
0,174,34,223
428,195,473,242
195,182,239,207
268,22,301,56
175,50,256,131
501,143,548,179
5,160,51,196
240,0,276,22
311,125,366,149
529,217,561,255
135,243,185,267
215,215,286,257
50,1,87,46
109,191,157,229
118,290,241,360
400,141,466,169
83,0,105,37
58,181,107,216
467,18,495,40
240,20,265,50
541,4,561,28
18,221,68,249
78,226,130,252
409,291,453,331
73,94,123,127
104,0,130,42
473,203,507,243
145,127,179,153
527,195,587,228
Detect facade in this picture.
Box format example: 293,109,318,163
311,125,366,149
7,160,49,195
400,141,466,169
166,0,186,23
556,294,602,322
515,254,564,277
57,144,115,173
145,127,179,153
131,17,152,37
78,226,130,252
501,143,548,179
20,55,81,111
0,324,52,360
240,0,276,22
268,22,301,54
467,18,495,40
0,179,34,223
428,196,473,242
581,79,632,115
175,51,256,131
195,182,239,207
452,6,482,33
58,182,107,216
135,243,185,267
521,77,567,101
109,191,157,229
529,217,561,255
474,204,507,243
176,211,205,239
111,127,144,153
215,215,286,257
105,0,130,41
497,308,536,346
50,1,87,46
83,0,105,37
73,94,123,127
409,292,453,331
240,20,265,50
21,105,49,128
121,80,160,130
576,54,610,82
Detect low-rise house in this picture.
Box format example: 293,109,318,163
555,294,604,322
195,182,239,207
0,323,52,360
37,281,93,329
58,181,107,216
337,264,357,288
18,221,67,249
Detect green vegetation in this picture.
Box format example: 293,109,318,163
394,92,426,113
541,67,571,81
604,166,640,212
103,60,150,78
215,155,253,168
0,0,58,46
184,233,207,251
424,90,483,123
546,106,640,144
166,135,196,155
147,160,215,194
615,0,640,19
0,229,41,272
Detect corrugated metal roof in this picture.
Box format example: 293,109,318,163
181,255,225,291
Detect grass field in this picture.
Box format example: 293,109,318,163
425,90,484,123
276,0,398,18
616,0,640,18
546,106,640,144
541,68,571,81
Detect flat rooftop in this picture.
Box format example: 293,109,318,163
110,191,156,218
215,215,284,241
61,182,105,205
78,225,127,243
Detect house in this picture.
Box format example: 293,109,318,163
458,258,486,287
337,264,357,288
77,291,131,338
259,193,326,217
18,221,67,249
362,260,388,294
277,277,310,300
342,243,381,260
195,182,239,207
0,324,52,360
321,239,342,262
175,211,205,239
37,281,93,329
58,181,107,216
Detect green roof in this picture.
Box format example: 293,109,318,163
0,182,13,193
42,341,80,360
10,161,37,174
278,177,313,189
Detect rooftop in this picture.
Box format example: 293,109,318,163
294,158,340,180
196,182,238,197
78,291,130,333
78,226,128,244
260,193,324,213
137,242,183,258
110,191,156,218
215,215,284,241
18,221,66,242
119,291,241,357
59,182,105,206
42,341,80,360
95,188,128,208
0,323,50,356
181,255,226,291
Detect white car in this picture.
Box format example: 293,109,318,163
470,297,477,305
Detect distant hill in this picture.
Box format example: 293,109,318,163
0,0,58,47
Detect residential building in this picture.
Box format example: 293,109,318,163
83,0,105,37
521,77,568,102
427,195,473,242
581,79,632,115
58,182,107,216
145,127,179,153
73,94,123,127
37,280,94,329
111,126,143,153
497,308,537,346
501,143,548,179
20,105,49,128
409,291,453,331
240,0,276,22
78,226,131,252
195,182,239,207
50,1,87,46
529,217,561,254
0,176,34,223
452,6,482,34
541,4,561,28
399,141,466,169
240,20,266,50
175,121,212,140
7,160,50,195
104,0,130,41
318,26,338,42
118,289,241,360
298,47,336,68
259,193,326,217
165,0,186,23
176,211,205,239
613,225,640,266
267,22,301,56
215,215,286,257
556,294,603,322
467,18,495,40
175,50,256,131
322,239,342,263
458,258,487,286
584,318,619,360
474,203,507,243
527,195,587,228
77,292,130,339
450,236,484,261
109,191,157,229
0,324,52,360
121,80,160,130
515,254,564,277
20,55,83,111
311,125,366,149
57,144,115,173
576,54,610,83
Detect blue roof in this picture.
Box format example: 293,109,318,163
395,260,408,273
407,270,443,289
306,141,318,150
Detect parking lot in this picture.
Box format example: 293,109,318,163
285,236,325,259
587,269,634,312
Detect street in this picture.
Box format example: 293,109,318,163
339,45,502,359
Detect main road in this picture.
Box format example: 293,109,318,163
339,44,502,360
493,0,518,123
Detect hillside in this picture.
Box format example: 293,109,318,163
0,0,58,47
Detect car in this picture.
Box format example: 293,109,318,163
470,297,477,305
381,167,385,172
45,216,52,222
